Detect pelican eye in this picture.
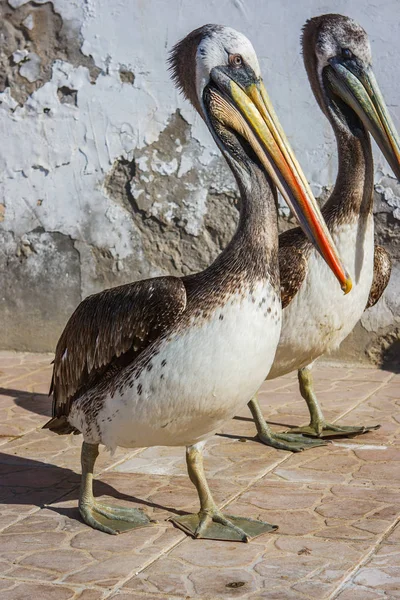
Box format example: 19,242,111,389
341,48,353,59
229,53,243,67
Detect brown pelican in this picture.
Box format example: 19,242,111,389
248,14,399,451
44,24,348,541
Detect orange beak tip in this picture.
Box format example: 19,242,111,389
341,275,353,295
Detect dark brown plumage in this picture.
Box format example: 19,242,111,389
168,24,222,116
366,245,392,309
278,234,309,309
45,277,187,433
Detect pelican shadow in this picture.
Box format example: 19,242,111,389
0,452,186,525
0,387,52,418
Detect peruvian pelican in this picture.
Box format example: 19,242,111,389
248,14,398,451
44,24,348,541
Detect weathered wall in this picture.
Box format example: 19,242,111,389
0,0,399,366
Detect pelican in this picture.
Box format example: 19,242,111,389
44,24,348,541
248,14,399,451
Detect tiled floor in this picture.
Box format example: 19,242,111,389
0,351,399,599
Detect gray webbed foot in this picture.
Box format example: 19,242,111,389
79,501,151,535
79,441,153,535
248,395,327,452
257,429,328,451
171,508,276,542
288,422,381,439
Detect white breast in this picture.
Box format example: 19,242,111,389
69,280,281,450
268,215,374,379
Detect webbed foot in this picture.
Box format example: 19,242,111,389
79,501,152,535
287,422,381,439
290,367,381,439
171,509,276,542
247,395,327,452
257,429,328,451
181,442,277,542
79,442,153,535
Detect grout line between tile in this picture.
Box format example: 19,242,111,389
331,373,395,426
219,454,291,510
101,447,148,473
101,532,187,600
0,506,43,534
0,575,107,598
329,513,400,599
0,364,52,387
259,378,299,394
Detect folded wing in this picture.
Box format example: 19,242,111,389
366,245,392,309
46,276,187,429
278,227,309,309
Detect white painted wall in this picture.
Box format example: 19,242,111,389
1,0,399,354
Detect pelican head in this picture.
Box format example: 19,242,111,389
302,14,400,179
169,25,351,293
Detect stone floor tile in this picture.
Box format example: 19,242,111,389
0,505,183,589
0,364,51,387
0,429,138,472
267,442,400,488
169,537,270,568
76,591,105,600
334,523,400,598
108,593,185,600
323,365,394,383
188,566,258,597
227,475,400,543
352,565,400,591
123,557,193,597
0,355,399,599
337,388,400,445
126,532,366,599
333,584,384,599
113,437,286,485
0,581,80,600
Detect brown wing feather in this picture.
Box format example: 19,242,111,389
49,276,187,420
278,227,309,309
366,245,392,309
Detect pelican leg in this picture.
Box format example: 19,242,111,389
79,442,152,534
248,395,327,452
287,367,380,438
170,443,276,541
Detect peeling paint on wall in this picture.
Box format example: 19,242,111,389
0,1,100,105
101,110,239,292
0,0,399,363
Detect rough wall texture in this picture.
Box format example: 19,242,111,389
0,0,399,367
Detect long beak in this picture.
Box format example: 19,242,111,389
326,59,400,178
209,75,351,294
